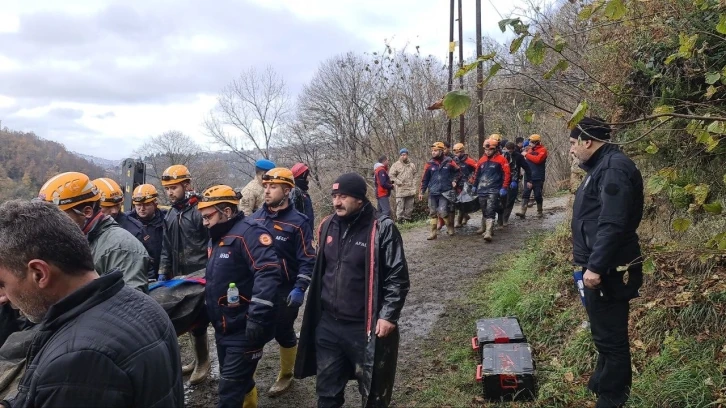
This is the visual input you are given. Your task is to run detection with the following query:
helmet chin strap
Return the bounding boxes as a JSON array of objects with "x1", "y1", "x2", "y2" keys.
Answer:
[{"x1": 270, "y1": 196, "x2": 288, "y2": 209}]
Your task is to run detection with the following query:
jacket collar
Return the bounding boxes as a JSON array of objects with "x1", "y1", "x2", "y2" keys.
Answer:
[
  {"x1": 261, "y1": 202, "x2": 292, "y2": 219},
  {"x1": 579, "y1": 143, "x2": 618, "y2": 171},
  {"x1": 86, "y1": 214, "x2": 116, "y2": 243},
  {"x1": 208, "y1": 212, "x2": 244, "y2": 241},
  {"x1": 130, "y1": 209, "x2": 165, "y2": 226},
  {"x1": 39, "y1": 271, "x2": 125, "y2": 331}
]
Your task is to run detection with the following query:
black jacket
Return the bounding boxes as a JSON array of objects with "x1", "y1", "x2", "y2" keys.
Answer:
[
  {"x1": 290, "y1": 186, "x2": 315, "y2": 229},
  {"x1": 503, "y1": 149, "x2": 531, "y2": 183},
  {"x1": 2, "y1": 271, "x2": 183, "y2": 408},
  {"x1": 295, "y1": 204, "x2": 410, "y2": 407},
  {"x1": 160, "y1": 197, "x2": 208, "y2": 277},
  {"x1": 129, "y1": 208, "x2": 167, "y2": 279},
  {"x1": 572, "y1": 144, "x2": 644, "y2": 274}
]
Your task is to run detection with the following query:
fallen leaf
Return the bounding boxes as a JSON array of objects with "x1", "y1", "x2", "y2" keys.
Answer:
[
  {"x1": 564, "y1": 372, "x2": 575, "y2": 382},
  {"x1": 706, "y1": 377, "x2": 714, "y2": 386},
  {"x1": 633, "y1": 340, "x2": 645, "y2": 349}
]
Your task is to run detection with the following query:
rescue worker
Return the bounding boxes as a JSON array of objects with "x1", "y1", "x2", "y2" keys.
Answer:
[
  {"x1": 37, "y1": 172, "x2": 149, "y2": 293},
  {"x1": 240, "y1": 159, "x2": 276, "y2": 216},
  {"x1": 419, "y1": 142, "x2": 462, "y2": 240},
  {"x1": 501, "y1": 141, "x2": 531, "y2": 226},
  {"x1": 0, "y1": 200, "x2": 183, "y2": 407},
  {"x1": 251, "y1": 168, "x2": 315, "y2": 397},
  {"x1": 290, "y1": 162, "x2": 315, "y2": 228},
  {"x1": 452, "y1": 143, "x2": 477, "y2": 228},
  {"x1": 199, "y1": 185, "x2": 282, "y2": 408},
  {"x1": 517, "y1": 134, "x2": 549, "y2": 218},
  {"x1": 128, "y1": 184, "x2": 167, "y2": 280},
  {"x1": 470, "y1": 138, "x2": 510, "y2": 241},
  {"x1": 158, "y1": 164, "x2": 210, "y2": 385},
  {"x1": 389, "y1": 148, "x2": 417, "y2": 223},
  {"x1": 570, "y1": 117, "x2": 643, "y2": 408},
  {"x1": 373, "y1": 155, "x2": 394, "y2": 217},
  {"x1": 515, "y1": 137, "x2": 525, "y2": 152},
  {"x1": 294, "y1": 173, "x2": 410, "y2": 408},
  {"x1": 92, "y1": 177, "x2": 146, "y2": 242}
]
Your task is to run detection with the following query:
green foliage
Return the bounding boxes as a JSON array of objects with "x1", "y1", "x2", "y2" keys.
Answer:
[
  {"x1": 568, "y1": 101, "x2": 589, "y2": 129},
  {"x1": 525, "y1": 35, "x2": 547, "y2": 65},
  {"x1": 454, "y1": 52, "x2": 496, "y2": 79},
  {"x1": 672, "y1": 217, "x2": 691, "y2": 232},
  {"x1": 543, "y1": 59, "x2": 569, "y2": 79},
  {"x1": 442, "y1": 90, "x2": 472, "y2": 118},
  {"x1": 603, "y1": 0, "x2": 627, "y2": 20}
]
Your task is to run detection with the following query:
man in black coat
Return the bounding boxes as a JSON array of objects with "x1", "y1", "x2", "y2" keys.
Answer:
[
  {"x1": 295, "y1": 173, "x2": 410, "y2": 408},
  {"x1": 0, "y1": 200, "x2": 182, "y2": 408},
  {"x1": 570, "y1": 117, "x2": 644, "y2": 408}
]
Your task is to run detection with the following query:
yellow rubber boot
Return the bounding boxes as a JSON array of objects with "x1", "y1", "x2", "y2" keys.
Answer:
[
  {"x1": 268, "y1": 345, "x2": 297, "y2": 397},
  {"x1": 427, "y1": 217, "x2": 438, "y2": 240},
  {"x1": 242, "y1": 387, "x2": 258, "y2": 408}
]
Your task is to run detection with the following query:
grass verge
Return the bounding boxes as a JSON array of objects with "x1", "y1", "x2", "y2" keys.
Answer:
[{"x1": 396, "y1": 223, "x2": 726, "y2": 408}]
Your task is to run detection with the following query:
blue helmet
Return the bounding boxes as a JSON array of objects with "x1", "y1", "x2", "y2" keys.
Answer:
[
  {"x1": 255, "y1": 159, "x2": 276, "y2": 171},
  {"x1": 399, "y1": 148, "x2": 409, "y2": 155}
]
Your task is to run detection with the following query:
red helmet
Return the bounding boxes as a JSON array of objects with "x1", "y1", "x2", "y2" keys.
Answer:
[{"x1": 291, "y1": 163, "x2": 310, "y2": 178}]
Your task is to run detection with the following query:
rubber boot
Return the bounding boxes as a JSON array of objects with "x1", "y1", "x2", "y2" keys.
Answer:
[
  {"x1": 437, "y1": 216, "x2": 444, "y2": 230},
  {"x1": 243, "y1": 387, "x2": 258, "y2": 408},
  {"x1": 503, "y1": 213, "x2": 510, "y2": 227},
  {"x1": 268, "y1": 346, "x2": 297, "y2": 397},
  {"x1": 427, "y1": 218, "x2": 438, "y2": 240},
  {"x1": 455, "y1": 212, "x2": 464, "y2": 228},
  {"x1": 515, "y1": 202, "x2": 528, "y2": 219},
  {"x1": 475, "y1": 217, "x2": 486, "y2": 234},
  {"x1": 537, "y1": 203, "x2": 544, "y2": 218},
  {"x1": 181, "y1": 333, "x2": 194, "y2": 375},
  {"x1": 483, "y1": 219, "x2": 494, "y2": 242},
  {"x1": 463, "y1": 213, "x2": 470, "y2": 225},
  {"x1": 497, "y1": 213, "x2": 504, "y2": 228},
  {"x1": 189, "y1": 331, "x2": 211, "y2": 385},
  {"x1": 445, "y1": 214, "x2": 455, "y2": 236}
]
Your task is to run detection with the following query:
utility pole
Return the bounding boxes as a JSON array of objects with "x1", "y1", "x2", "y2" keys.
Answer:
[
  {"x1": 447, "y1": 0, "x2": 455, "y2": 146},
  {"x1": 458, "y1": 0, "x2": 465, "y2": 144},
  {"x1": 475, "y1": 0, "x2": 486, "y2": 157}
]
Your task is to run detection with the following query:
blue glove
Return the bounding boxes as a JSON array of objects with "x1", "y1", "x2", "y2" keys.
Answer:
[
  {"x1": 510, "y1": 181, "x2": 518, "y2": 189},
  {"x1": 499, "y1": 188, "x2": 508, "y2": 197},
  {"x1": 287, "y1": 288, "x2": 305, "y2": 308},
  {"x1": 158, "y1": 273, "x2": 167, "y2": 282},
  {"x1": 246, "y1": 320, "x2": 266, "y2": 343}
]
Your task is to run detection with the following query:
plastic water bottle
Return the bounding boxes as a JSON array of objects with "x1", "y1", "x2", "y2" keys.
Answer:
[
  {"x1": 573, "y1": 270, "x2": 586, "y2": 306},
  {"x1": 227, "y1": 283, "x2": 240, "y2": 307}
]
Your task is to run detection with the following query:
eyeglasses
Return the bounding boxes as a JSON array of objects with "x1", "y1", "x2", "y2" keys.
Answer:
[
  {"x1": 262, "y1": 174, "x2": 294, "y2": 185},
  {"x1": 201, "y1": 211, "x2": 220, "y2": 222}
]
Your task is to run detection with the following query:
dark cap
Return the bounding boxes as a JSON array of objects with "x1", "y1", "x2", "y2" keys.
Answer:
[
  {"x1": 331, "y1": 173, "x2": 367, "y2": 200},
  {"x1": 570, "y1": 116, "x2": 611, "y2": 141}
]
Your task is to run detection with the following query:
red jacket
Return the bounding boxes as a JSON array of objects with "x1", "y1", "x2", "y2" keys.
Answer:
[
  {"x1": 374, "y1": 166, "x2": 393, "y2": 198},
  {"x1": 470, "y1": 153, "x2": 511, "y2": 196}
]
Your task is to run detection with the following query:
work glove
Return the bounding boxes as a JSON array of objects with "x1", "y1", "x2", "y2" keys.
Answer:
[
  {"x1": 510, "y1": 181, "x2": 518, "y2": 189},
  {"x1": 499, "y1": 188, "x2": 508, "y2": 197},
  {"x1": 245, "y1": 320, "x2": 265, "y2": 343},
  {"x1": 157, "y1": 273, "x2": 167, "y2": 282},
  {"x1": 287, "y1": 288, "x2": 305, "y2": 308}
]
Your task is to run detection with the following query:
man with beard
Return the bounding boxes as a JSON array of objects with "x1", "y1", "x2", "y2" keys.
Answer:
[
  {"x1": 92, "y1": 177, "x2": 146, "y2": 243},
  {"x1": 37, "y1": 172, "x2": 149, "y2": 293},
  {"x1": 128, "y1": 184, "x2": 167, "y2": 280},
  {"x1": 251, "y1": 168, "x2": 315, "y2": 397},
  {"x1": 159, "y1": 164, "x2": 211, "y2": 385},
  {"x1": 290, "y1": 163, "x2": 315, "y2": 229},
  {"x1": 198, "y1": 185, "x2": 282, "y2": 408},
  {"x1": 470, "y1": 138, "x2": 510, "y2": 241},
  {"x1": 295, "y1": 173, "x2": 409, "y2": 408},
  {"x1": 388, "y1": 148, "x2": 417, "y2": 223},
  {"x1": 0, "y1": 200, "x2": 182, "y2": 408},
  {"x1": 419, "y1": 142, "x2": 462, "y2": 240}
]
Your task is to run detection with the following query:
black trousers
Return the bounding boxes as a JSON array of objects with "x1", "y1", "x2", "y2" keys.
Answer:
[
  {"x1": 522, "y1": 179, "x2": 544, "y2": 205},
  {"x1": 502, "y1": 184, "x2": 519, "y2": 221},
  {"x1": 315, "y1": 312, "x2": 366, "y2": 408},
  {"x1": 216, "y1": 338, "x2": 263, "y2": 408},
  {"x1": 275, "y1": 288, "x2": 301, "y2": 348},
  {"x1": 583, "y1": 267, "x2": 641, "y2": 408},
  {"x1": 478, "y1": 193, "x2": 499, "y2": 220}
]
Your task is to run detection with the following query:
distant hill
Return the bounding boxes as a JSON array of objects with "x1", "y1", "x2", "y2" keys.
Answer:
[
  {"x1": 0, "y1": 128, "x2": 107, "y2": 201},
  {"x1": 73, "y1": 153, "x2": 121, "y2": 171}
]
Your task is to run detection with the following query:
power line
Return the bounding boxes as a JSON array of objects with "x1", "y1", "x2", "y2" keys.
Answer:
[{"x1": 486, "y1": 0, "x2": 504, "y2": 19}]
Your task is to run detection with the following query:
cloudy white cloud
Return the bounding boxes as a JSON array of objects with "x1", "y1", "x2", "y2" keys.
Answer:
[{"x1": 0, "y1": 0, "x2": 532, "y2": 159}]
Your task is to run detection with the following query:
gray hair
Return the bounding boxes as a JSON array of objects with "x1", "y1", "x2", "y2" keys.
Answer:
[{"x1": 0, "y1": 200, "x2": 95, "y2": 277}]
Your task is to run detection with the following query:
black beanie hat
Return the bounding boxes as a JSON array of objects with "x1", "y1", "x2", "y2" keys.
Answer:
[
  {"x1": 570, "y1": 116, "x2": 611, "y2": 141},
  {"x1": 331, "y1": 172, "x2": 367, "y2": 200}
]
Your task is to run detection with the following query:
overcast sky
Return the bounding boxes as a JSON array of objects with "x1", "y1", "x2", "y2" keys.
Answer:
[{"x1": 0, "y1": 0, "x2": 536, "y2": 160}]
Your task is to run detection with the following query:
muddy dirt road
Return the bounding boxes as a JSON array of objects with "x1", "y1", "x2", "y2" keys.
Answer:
[{"x1": 184, "y1": 196, "x2": 569, "y2": 407}]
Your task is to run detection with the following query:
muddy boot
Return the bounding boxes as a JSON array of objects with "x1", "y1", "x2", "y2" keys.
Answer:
[
  {"x1": 455, "y1": 212, "x2": 464, "y2": 228},
  {"x1": 437, "y1": 216, "x2": 444, "y2": 230},
  {"x1": 243, "y1": 387, "x2": 258, "y2": 408},
  {"x1": 503, "y1": 213, "x2": 510, "y2": 227},
  {"x1": 515, "y1": 203, "x2": 528, "y2": 219},
  {"x1": 497, "y1": 214, "x2": 504, "y2": 228},
  {"x1": 483, "y1": 219, "x2": 494, "y2": 242},
  {"x1": 446, "y1": 214, "x2": 455, "y2": 236},
  {"x1": 181, "y1": 333, "x2": 194, "y2": 375},
  {"x1": 269, "y1": 345, "x2": 296, "y2": 397},
  {"x1": 463, "y1": 213, "x2": 470, "y2": 225},
  {"x1": 537, "y1": 203, "x2": 544, "y2": 218},
  {"x1": 427, "y1": 218, "x2": 438, "y2": 240},
  {"x1": 189, "y1": 331, "x2": 211, "y2": 385},
  {"x1": 475, "y1": 217, "x2": 486, "y2": 234}
]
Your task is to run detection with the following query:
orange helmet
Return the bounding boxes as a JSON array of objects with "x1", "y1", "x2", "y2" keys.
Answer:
[
  {"x1": 132, "y1": 184, "x2": 159, "y2": 204},
  {"x1": 489, "y1": 133, "x2": 502, "y2": 142},
  {"x1": 92, "y1": 178, "x2": 124, "y2": 207},
  {"x1": 38, "y1": 172, "x2": 100, "y2": 211},
  {"x1": 197, "y1": 185, "x2": 240, "y2": 210},
  {"x1": 262, "y1": 168, "x2": 295, "y2": 188},
  {"x1": 431, "y1": 141, "x2": 446, "y2": 151},
  {"x1": 453, "y1": 143, "x2": 465, "y2": 153},
  {"x1": 529, "y1": 134, "x2": 541, "y2": 142},
  {"x1": 161, "y1": 165, "x2": 191, "y2": 186},
  {"x1": 483, "y1": 138, "x2": 499, "y2": 149}
]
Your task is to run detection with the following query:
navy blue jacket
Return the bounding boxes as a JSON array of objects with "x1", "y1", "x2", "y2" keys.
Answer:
[
  {"x1": 205, "y1": 213, "x2": 282, "y2": 344},
  {"x1": 291, "y1": 186, "x2": 315, "y2": 229},
  {"x1": 115, "y1": 211, "x2": 145, "y2": 243},
  {"x1": 420, "y1": 156, "x2": 462, "y2": 196},
  {"x1": 128, "y1": 208, "x2": 167, "y2": 279},
  {"x1": 252, "y1": 203, "x2": 315, "y2": 292},
  {"x1": 472, "y1": 153, "x2": 511, "y2": 196}
]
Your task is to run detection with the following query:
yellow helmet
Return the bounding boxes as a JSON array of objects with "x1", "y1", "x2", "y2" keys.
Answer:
[
  {"x1": 92, "y1": 178, "x2": 124, "y2": 207},
  {"x1": 452, "y1": 143, "x2": 465, "y2": 153},
  {"x1": 38, "y1": 172, "x2": 100, "y2": 211},
  {"x1": 161, "y1": 164, "x2": 191, "y2": 186},
  {"x1": 489, "y1": 133, "x2": 502, "y2": 142},
  {"x1": 262, "y1": 167, "x2": 295, "y2": 188},
  {"x1": 197, "y1": 185, "x2": 240, "y2": 210},
  {"x1": 431, "y1": 141, "x2": 446, "y2": 151},
  {"x1": 529, "y1": 134, "x2": 541, "y2": 142},
  {"x1": 484, "y1": 138, "x2": 499, "y2": 149},
  {"x1": 132, "y1": 184, "x2": 159, "y2": 204}
]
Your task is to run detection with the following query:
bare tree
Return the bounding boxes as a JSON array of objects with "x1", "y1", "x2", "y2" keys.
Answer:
[{"x1": 204, "y1": 66, "x2": 291, "y2": 177}]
